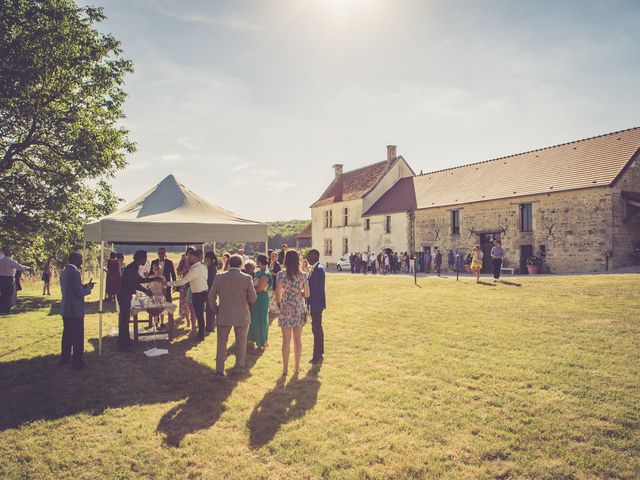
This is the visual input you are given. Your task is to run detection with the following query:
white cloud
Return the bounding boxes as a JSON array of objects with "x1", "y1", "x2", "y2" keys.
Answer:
[
  {"x1": 265, "y1": 181, "x2": 296, "y2": 194},
  {"x1": 126, "y1": 160, "x2": 151, "y2": 172},
  {"x1": 161, "y1": 153, "x2": 181, "y2": 161}
]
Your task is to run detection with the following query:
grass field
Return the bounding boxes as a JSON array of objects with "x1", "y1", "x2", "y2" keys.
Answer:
[{"x1": 0, "y1": 273, "x2": 639, "y2": 479}]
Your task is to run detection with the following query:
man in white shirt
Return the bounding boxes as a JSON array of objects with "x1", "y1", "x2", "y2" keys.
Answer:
[
  {"x1": 167, "y1": 249, "x2": 208, "y2": 340},
  {"x1": 361, "y1": 251, "x2": 369, "y2": 274},
  {"x1": 0, "y1": 247, "x2": 31, "y2": 314},
  {"x1": 238, "y1": 248, "x2": 250, "y2": 265}
]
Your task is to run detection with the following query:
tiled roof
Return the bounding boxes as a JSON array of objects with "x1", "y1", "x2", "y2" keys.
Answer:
[
  {"x1": 296, "y1": 222, "x2": 312, "y2": 240},
  {"x1": 363, "y1": 177, "x2": 416, "y2": 216},
  {"x1": 311, "y1": 160, "x2": 393, "y2": 207},
  {"x1": 363, "y1": 127, "x2": 640, "y2": 214}
]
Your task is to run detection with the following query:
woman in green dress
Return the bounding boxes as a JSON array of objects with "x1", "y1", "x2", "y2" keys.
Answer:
[{"x1": 248, "y1": 254, "x2": 271, "y2": 349}]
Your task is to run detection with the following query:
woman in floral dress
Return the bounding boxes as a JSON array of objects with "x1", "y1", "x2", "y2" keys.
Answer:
[{"x1": 276, "y1": 249, "x2": 309, "y2": 376}]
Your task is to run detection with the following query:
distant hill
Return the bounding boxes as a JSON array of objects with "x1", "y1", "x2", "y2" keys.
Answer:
[{"x1": 266, "y1": 220, "x2": 310, "y2": 248}]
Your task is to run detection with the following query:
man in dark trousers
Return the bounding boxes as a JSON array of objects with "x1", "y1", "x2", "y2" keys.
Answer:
[
  {"x1": 59, "y1": 252, "x2": 94, "y2": 369},
  {"x1": 168, "y1": 249, "x2": 209, "y2": 341},
  {"x1": 117, "y1": 250, "x2": 159, "y2": 352},
  {"x1": 204, "y1": 250, "x2": 218, "y2": 332},
  {"x1": 434, "y1": 248, "x2": 443, "y2": 276},
  {"x1": 306, "y1": 249, "x2": 326, "y2": 365},
  {"x1": 0, "y1": 247, "x2": 31, "y2": 314},
  {"x1": 150, "y1": 247, "x2": 176, "y2": 303}
]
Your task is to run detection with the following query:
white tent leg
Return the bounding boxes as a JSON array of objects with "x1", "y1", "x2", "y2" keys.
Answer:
[
  {"x1": 99, "y1": 241, "x2": 104, "y2": 356},
  {"x1": 265, "y1": 235, "x2": 269, "y2": 256},
  {"x1": 81, "y1": 240, "x2": 86, "y2": 282}
]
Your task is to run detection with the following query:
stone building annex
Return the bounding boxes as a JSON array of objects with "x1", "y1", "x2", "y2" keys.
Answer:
[{"x1": 309, "y1": 127, "x2": 640, "y2": 273}]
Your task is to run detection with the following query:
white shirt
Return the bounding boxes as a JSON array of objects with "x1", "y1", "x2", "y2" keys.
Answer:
[
  {"x1": 168, "y1": 261, "x2": 208, "y2": 293},
  {"x1": 241, "y1": 254, "x2": 250, "y2": 265}
]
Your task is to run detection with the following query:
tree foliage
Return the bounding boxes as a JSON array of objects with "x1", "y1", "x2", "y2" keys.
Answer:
[{"x1": 0, "y1": 0, "x2": 134, "y2": 266}]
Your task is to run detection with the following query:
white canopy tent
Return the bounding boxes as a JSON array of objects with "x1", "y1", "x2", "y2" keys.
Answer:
[{"x1": 84, "y1": 174, "x2": 268, "y2": 354}]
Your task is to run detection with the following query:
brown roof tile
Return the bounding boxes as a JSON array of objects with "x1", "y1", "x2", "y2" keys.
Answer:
[
  {"x1": 311, "y1": 160, "x2": 392, "y2": 207},
  {"x1": 365, "y1": 127, "x2": 640, "y2": 214},
  {"x1": 363, "y1": 177, "x2": 416, "y2": 216},
  {"x1": 296, "y1": 222, "x2": 312, "y2": 240}
]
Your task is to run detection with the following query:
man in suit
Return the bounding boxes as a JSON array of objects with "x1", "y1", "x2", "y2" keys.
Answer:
[
  {"x1": 306, "y1": 249, "x2": 326, "y2": 365},
  {"x1": 59, "y1": 252, "x2": 94, "y2": 369},
  {"x1": 150, "y1": 247, "x2": 176, "y2": 303},
  {"x1": 117, "y1": 250, "x2": 160, "y2": 352},
  {"x1": 208, "y1": 254, "x2": 257, "y2": 378}
]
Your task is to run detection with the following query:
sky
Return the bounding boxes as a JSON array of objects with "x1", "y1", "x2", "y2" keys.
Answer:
[{"x1": 92, "y1": 0, "x2": 640, "y2": 221}]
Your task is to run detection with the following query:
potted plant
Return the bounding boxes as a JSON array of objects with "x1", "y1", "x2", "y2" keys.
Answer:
[
  {"x1": 464, "y1": 253, "x2": 473, "y2": 273},
  {"x1": 526, "y1": 255, "x2": 543, "y2": 274}
]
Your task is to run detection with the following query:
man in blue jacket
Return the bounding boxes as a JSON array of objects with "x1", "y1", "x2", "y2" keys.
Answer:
[
  {"x1": 60, "y1": 252, "x2": 94, "y2": 369},
  {"x1": 306, "y1": 249, "x2": 326, "y2": 365}
]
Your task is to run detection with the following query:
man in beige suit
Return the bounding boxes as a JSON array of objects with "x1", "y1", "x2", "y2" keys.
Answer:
[{"x1": 208, "y1": 254, "x2": 257, "y2": 377}]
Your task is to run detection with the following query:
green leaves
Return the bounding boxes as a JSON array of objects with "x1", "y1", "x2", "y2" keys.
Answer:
[{"x1": 0, "y1": 0, "x2": 133, "y2": 266}]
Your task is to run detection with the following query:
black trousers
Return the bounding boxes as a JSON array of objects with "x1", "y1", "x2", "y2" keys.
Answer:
[
  {"x1": 493, "y1": 258, "x2": 503, "y2": 279},
  {"x1": 61, "y1": 316, "x2": 84, "y2": 365},
  {"x1": 117, "y1": 293, "x2": 132, "y2": 350},
  {"x1": 311, "y1": 309, "x2": 324, "y2": 361},
  {"x1": 192, "y1": 291, "x2": 207, "y2": 339},
  {"x1": 0, "y1": 276, "x2": 14, "y2": 314}
]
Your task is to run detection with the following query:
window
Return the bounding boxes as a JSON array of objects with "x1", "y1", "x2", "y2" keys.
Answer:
[
  {"x1": 520, "y1": 203, "x2": 533, "y2": 232},
  {"x1": 385, "y1": 216, "x2": 391, "y2": 233},
  {"x1": 364, "y1": 218, "x2": 370, "y2": 230},
  {"x1": 324, "y1": 239, "x2": 333, "y2": 256},
  {"x1": 343, "y1": 237, "x2": 349, "y2": 255},
  {"x1": 451, "y1": 210, "x2": 460, "y2": 235},
  {"x1": 324, "y1": 210, "x2": 333, "y2": 228},
  {"x1": 343, "y1": 207, "x2": 348, "y2": 226}
]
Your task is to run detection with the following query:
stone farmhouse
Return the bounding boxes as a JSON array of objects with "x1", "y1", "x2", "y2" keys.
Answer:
[{"x1": 310, "y1": 127, "x2": 640, "y2": 273}]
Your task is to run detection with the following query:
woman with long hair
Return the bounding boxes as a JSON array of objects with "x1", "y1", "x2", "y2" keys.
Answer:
[
  {"x1": 42, "y1": 257, "x2": 52, "y2": 296},
  {"x1": 248, "y1": 254, "x2": 271, "y2": 350},
  {"x1": 221, "y1": 252, "x2": 231, "y2": 272},
  {"x1": 470, "y1": 245, "x2": 483, "y2": 283},
  {"x1": 275, "y1": 249, "x2": 309, "y2": 375},
  {"x1": 177, "y1": 247, "x2": 196, "y2": 335},
  {"x1": 268, "y1": 251, "x2": 281, "y2": 317},
  {"x1": 105, "y1": 252, "x2": 121, "y2": 302}
]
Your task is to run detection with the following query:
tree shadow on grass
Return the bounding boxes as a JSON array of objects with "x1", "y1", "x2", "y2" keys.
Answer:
[
  {"x1": 46, "y1": 300, "x2": 118, "y2": 317},
  {"x1": 0, "y1": 335, "x2": 262, "y2": 447},
  {"x1": 10, "y1": 295, "x2": 58, "y2": 315},
  {"x1": 247, "y1": 366, "x2": 321, "y2": 449}
]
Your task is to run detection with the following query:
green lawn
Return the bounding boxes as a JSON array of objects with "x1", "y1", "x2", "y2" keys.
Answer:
[{"x1": 0, "y1": 273, "x2": 639, "y2": 479}]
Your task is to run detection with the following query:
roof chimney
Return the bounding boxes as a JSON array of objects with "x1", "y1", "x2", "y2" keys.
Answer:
[
  {"x1": 333, "y1": 164, "x2": 343, "y2": 179},
  {"x1": 387, "y1": 145, "x2": 397, "y2": 164}
]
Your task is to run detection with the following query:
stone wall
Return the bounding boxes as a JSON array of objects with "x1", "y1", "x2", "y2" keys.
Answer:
[
  {"x1": 611, "y1": 155, "x2": 640, "y2": 269},
  {"x1": 414, "y1": 187, "x2": 616, "y2": 273}
]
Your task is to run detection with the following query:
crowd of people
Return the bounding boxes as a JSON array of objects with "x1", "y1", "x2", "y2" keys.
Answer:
[
  {"x1": 346, "y1": 240, "x2": 506, "y2": 283},
  {"x1": 60, "y1": 244, "x2": 327, "y2": 376}
]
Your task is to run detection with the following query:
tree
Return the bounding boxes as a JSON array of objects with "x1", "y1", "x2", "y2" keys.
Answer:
[{"x1": 0, "y1": 0, "x2": 134, "y2": 267}]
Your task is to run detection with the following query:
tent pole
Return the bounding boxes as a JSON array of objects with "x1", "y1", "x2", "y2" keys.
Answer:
[
  {"x1": 265, "y1": 234, "x2": 269, "y2": 256},
  {"x1": 81, "y1": 240, "x2": 86, "y2": 282},
  {"x1": 98, "y1": 241, "x2": 104, "y2": 356}
]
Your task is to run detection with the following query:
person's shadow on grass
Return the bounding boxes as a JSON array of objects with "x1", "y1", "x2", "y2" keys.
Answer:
[
  {"x1": 247, "y1": 366, "x2": 321, "y2": 449},
  {"x1": 0, "y1": 335, "x2": 261, "y2": 448},
  {"x1": 156, "y1": 344, "x2": 263, "y2": 447}
]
